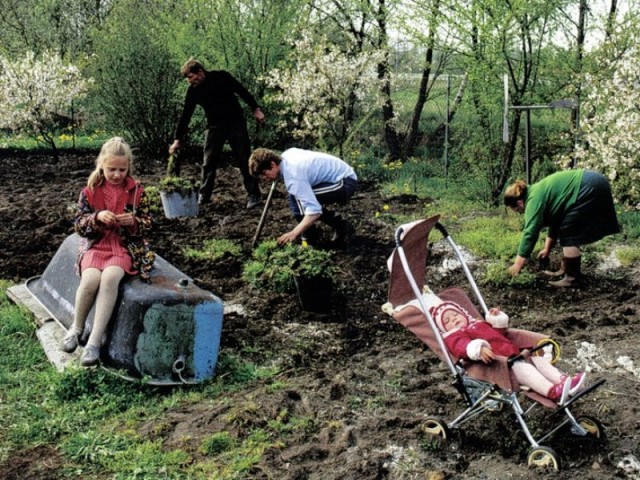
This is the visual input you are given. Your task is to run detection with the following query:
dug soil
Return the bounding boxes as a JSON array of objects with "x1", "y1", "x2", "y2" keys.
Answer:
[{"x1": 1, "y1": 150, "x2": 639, "y2": 480}]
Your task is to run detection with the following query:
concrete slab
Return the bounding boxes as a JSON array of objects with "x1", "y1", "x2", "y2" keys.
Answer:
[
  {"x1": 8, "y1": 283, "x2": 79, "y2": 371},
  {"x1": 36, "y1": 320, "x2": 81, "y2": 371},
  {"x1": 7, "y1": 283, "x2": 53, "y2": 326}
]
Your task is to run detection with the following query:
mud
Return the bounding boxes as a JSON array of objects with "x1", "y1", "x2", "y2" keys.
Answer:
[{"x1": 1, "y1": 150, "x2": 639, "y2": 479}]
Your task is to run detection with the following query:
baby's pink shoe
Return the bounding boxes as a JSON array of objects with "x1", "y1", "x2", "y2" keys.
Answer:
[
  {"x1": 568, "y1": 372, "x2": 586, "y2": 395},
  {"x1": 547, "y1": 377, "x2": 571, "y2": 405},
  {"x1": 560, "y1": 372, "x2": 587, "y2": 396}
]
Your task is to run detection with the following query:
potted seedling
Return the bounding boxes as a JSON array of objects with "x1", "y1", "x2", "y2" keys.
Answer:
[
  {"x1": 242, "y1": 240, "x2": 337, "y2": 313},
  {"x1": 290, "y1": 242, "x2": 337, "y2": 313},
  {"x1": 159, "y1": 152, "x2": 200, "y2": 219}
]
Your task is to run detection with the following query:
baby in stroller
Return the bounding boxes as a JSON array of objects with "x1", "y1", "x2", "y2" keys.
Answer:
[
  {"x1": 427, "y1": 296, "x2": 586, "y2": 404},
  {"x1": 386, "y1": 215, "x2": 606, "y2": 470}
]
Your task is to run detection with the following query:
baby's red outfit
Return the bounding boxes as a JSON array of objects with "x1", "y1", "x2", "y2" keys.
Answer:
[{"x1": 444, "y1": 320, "x2": 520, "y2": 360}]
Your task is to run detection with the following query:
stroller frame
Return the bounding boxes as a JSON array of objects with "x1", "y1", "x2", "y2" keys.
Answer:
[{"x1": 388, "y1": 215, "x2": 605, "y2": 470}]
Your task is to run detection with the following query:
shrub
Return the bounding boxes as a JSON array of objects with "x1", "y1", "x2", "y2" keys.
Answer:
[{"x1": 242, "y1": 240, "x2": 336, "y2": 293}]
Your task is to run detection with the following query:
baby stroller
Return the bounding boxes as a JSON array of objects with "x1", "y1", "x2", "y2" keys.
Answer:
[{"x1": 386, "y1": 215, "x2": 606, "y2": 471}]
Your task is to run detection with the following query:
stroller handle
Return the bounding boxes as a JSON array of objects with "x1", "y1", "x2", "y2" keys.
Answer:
[
  {"x1": 395, "y1": 222, "x2": 450, "y2": 247},
  {"x1": 507, "y1": 340, "x2": 554, "y2": 367}
]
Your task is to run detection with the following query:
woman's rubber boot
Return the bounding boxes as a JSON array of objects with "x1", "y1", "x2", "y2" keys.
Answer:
[
  {"x1": 542, "y1": 263, "x2": 564, "y2": 277},
  {"x1": 548, "y1": 256, "x2": 581, "y2": 288}
]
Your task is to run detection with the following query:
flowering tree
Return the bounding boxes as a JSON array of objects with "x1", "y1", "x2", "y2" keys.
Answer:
[
  {"x1": 0, "y1": 51, "x2": 91, "y2": 160},
  {"x1": 263, "y1": 33, "x2": 383, "y2": 157},
  {"x1": 578, "y1": 42, "x2": 640, "y2": 208}
]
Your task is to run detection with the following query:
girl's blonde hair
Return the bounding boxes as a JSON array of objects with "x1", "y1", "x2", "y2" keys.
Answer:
[
  {"x1": 87, "y1": 137, "x2": 134, "y2": 190},
  {"x1": 503, "y1": 179, "x2": 527, "y2": 208}
]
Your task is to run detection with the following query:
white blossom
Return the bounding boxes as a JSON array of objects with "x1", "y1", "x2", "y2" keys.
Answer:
[
  {"x1": 263, "y1": 33, "x2": 384, "y2": 153},
  {"x1": 575, "y1": 42, "x2": 640, "y2": 208},
  {"x1": 0, "y1": 51, "x2": 92, "y2": 147}
]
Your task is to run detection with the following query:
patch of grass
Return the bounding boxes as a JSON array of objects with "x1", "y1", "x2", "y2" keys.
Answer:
[
  {"x1": 480, "y1": 262, "x2": 537, "y2": 288},
  {"x1": 0, "y1": 281, "x2": 287, "y2": 478},
  {"x1": 616, "y1": 246, "x2": 640, "y2": 267},
  {"x1": 618, "y1": 209, "x2": 640, "y2": 240},
  {"x1": 454, "y1": 215, "x2": 532, "y2": 261},
  {"x1": 0, "y1": 130, "x2": 110, "y2": 150},
  {"x1": 61, "y1": 430, "x2": 132, "y2": 465},
  {"x1": 101, "y1": 439, "x2": 192, "y2": 478},
  {"x1": 216, "y1": 353, "x2": 279, "y2": 386},
  {"x1": 183, "y1": 238, "x2": 243, "y2": 262},
  {"x1": 199, "y1": 431, "x2": 237, "y2": 455}
]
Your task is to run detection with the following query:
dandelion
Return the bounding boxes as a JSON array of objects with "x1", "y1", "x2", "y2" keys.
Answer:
[
  {"x1": 383, "y1": 204, "x2": 390, "y2": 211},
  {"x1": 375, "y1": 211, "x2": 381, "y2": 217}
]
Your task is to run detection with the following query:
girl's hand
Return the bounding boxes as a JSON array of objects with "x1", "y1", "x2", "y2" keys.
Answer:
[
  {"x1": 479, "y1": 346, "x2": 495, "y2": 364},
  {"x1": 115, "y1": 213, "x2": 135, "y2": 227},
  {"x1": 97, "y1": 210, "x2": 118, "y2": 226}
]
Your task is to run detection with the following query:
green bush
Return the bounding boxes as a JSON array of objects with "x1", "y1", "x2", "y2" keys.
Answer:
[
  {"x1": 143, "y1": 186, "x2": 163, "y2": 216},
  {"x1": 158, "y1": 176, "x2": 200, "y2": 195},
  {"x1": 242, "y1": 240, "x2": 336, "y2": 293},
  {"x1": 87, "y1": 0, "x2": 182, "y2": 157}
]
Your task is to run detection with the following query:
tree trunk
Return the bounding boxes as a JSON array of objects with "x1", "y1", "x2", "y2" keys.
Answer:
[
  {"x1": 572, "y1": 0, "x2": 587, "y2": 131},
  {"x1": 605, "y1": 0, "x2": 618, "y2": 40},
  {"x1": 402, "y1": 0, "x2": 441, "y2": 158},
  {"x1": 375, "y1": 0, "x2": 403, "y2": 160}
]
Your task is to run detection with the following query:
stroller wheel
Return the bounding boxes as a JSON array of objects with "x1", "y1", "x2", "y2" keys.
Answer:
[
  {"x1": 573, "y1": 415, "x2": 605, "y2": 439},
  {"x1": 527, "y1": 446, "x2": 561, "y2": 471},
  {"x1": 421, "y1": 417, "x2": 450, "y2": 440}
]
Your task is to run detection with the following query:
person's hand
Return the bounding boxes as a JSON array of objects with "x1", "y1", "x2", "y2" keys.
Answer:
[
  {"x1": 537, "y1": 249, "x2": 550, "y2": 260},
  {"x1": 489, "y1": 307, "x2": 501, "y2": 315},
  {"x1": 277, "y1": 230, "x2": 298, "y2": 246},
  {"x1": 508, "y1": 263, "x2": 522, "y2": 276},
  {"x1": 508, "y1": 255, "x2": 527, "y2": 276},
  {"x1": 479, "y1": 346, "x2": 495, "y2": 364},
  {"x1": 169, "y1": 140, "x2": 181, "y2": 155},
  {"x1": 115, "y1": 213, "x2": 135, "y2": 227},
  {"x1": 97, "y1": 210, "x2": 118, "y2": 226}
]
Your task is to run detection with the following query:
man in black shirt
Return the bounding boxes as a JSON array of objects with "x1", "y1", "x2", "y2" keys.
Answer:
[{"x1": 169, "y1": 59, "x2": 265, "y2": 208}]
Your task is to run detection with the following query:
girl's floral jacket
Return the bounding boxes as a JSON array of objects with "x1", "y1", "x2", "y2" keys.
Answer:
[{"x1": 74, "y1": 176, "x2": 155, "y2": 281}]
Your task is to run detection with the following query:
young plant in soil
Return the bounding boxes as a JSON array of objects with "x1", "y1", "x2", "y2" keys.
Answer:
[
  {"x1": 242, "y1": 240, "x2": 337, "y2": 293},
  {"x1": 159, "y1": 152, "x2": 199, "y2": 195}
]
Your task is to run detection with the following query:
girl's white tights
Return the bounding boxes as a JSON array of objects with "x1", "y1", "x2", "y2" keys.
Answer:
[
  {"x1": 511, "y1": 357, "x2": 565, "y2": 396},
  {"x1": 71, "y1": 266, "x2": 125, "y2": 348}
]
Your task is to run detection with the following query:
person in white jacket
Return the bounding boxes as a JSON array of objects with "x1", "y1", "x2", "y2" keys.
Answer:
[{"x1": 249, "y1": 147, "x2": 357, "y2": 247}]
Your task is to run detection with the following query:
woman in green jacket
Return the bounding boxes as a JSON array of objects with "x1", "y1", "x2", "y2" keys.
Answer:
[{"x1": 504, "y1": 169, "x2": 619, "y2": 287}]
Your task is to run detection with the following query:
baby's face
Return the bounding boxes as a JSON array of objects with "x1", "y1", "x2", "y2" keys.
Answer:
[{"x1": 441, "y1": 310, "x2": 469, "y2": 331}]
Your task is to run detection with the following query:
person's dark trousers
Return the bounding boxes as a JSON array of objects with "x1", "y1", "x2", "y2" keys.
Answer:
[
  {"x1": 199, "y1": 121, "x2": 261, "y2": 202},
  {"x1": 287, "y1": 177, "x2": 358, "y2": 218},
  {"x1": 288, "y1": 177, "x2": 358, "y2": 241}
]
